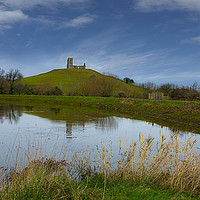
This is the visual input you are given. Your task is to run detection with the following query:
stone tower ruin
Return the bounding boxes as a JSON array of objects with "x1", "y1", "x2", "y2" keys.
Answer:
[
  {"x1": 67, "y1": 57, "x2": 73, "y2": 69},
  {"x1": 67, "y1": 57, "x2": 86, "y2": 69}
]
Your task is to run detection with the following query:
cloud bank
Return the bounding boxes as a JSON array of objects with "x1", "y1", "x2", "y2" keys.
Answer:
[
  {"x1": 0, "y1": 0, "x2": 94, "y2": 31},
  {"x1": 0, "y1": 9, "x2": 28, "y2": 31},
  {"x1": 0, "y1": 0, "x2": 90, "y2": 9},
  {"x1": 134, "y1": 0, "x2": 200, "y2": 12}
]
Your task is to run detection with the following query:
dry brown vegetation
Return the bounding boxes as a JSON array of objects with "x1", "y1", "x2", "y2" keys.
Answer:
[{"x1": 1, "y1": 134, "x2": 200, "y2": 199}]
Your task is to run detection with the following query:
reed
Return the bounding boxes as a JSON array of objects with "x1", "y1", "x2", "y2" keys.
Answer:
[{"x1": 1, "y1": 134, "x2": 200, "y2": 199}]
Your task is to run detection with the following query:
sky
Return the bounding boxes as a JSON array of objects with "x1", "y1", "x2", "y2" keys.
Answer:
[{"x1": 0, "y1": 0, "x2": 200, "y2": 85}]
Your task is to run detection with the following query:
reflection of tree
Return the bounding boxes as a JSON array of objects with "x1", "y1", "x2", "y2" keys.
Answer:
[
  {"x1": 25, "y1": 106, "x2": 34, "y2": 111},
  {"x1": 66, "y1": 123, "x2": 72, "y2": 138},
  {"x1": 0, "y1": 105, "x2": 23, "y2": 124},
  {"x1": 94, "y1": 117, "x2": 118, "y2": 130},
  {"x1": 50, "y1": 108, "x2": 61, "y2": 115},
  {"x1": 24, "y1": 106, "x2": 119, "y2": 138}
]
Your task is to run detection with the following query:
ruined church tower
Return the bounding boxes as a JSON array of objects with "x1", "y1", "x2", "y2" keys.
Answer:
[
  {"x1": 67, "y1": 58, "x2": 73, "y2": 69},
  {"x1": 67, "y1": 57, "x2": 86, "y2": 69}
]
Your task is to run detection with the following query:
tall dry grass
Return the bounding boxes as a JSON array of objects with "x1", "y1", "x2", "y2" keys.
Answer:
[
  {"x1": 1, "y1": 133, "x2": 200, "y2": 199},
  {"x1": 96, "y1": 134, "x2": 200, "y2": 193}
]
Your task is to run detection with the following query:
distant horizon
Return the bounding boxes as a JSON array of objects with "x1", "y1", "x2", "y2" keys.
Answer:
[{"x1": 0, "y1": 0, "x2": 200, "y2": 85}]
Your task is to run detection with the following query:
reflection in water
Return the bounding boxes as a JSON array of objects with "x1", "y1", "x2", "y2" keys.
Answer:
[
  {"x1": 24, "y1": 106, "x2": 34, "y2": 111},
  {"x1": 94, "y1": 117, "x2": 118, "y2": 130},
  {"x1": 50, "y1": 108, "x2": 61, "y2": 115},
  {"x1": 0, "y1": 104, "x2": 118, "y2": 138},
  {"x1": 66, "y1": 123, "x2": 72, "y2": 138},
  {"x1": 0, "y1": 105, "x2": 23, "y2": 124},
  {"x1": 0, "y1": 104, "x2": 199, "y2": 172},
  {"x1": 24, "y1": 106, "x2": 119, "y2": 138}
]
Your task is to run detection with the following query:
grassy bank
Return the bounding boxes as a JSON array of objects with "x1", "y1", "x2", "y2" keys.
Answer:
[
  {"x1": 1, "y1": 134, "x2": 200, "y2": 199},
  {"x1": 0, "y1": 95, "x2": 200, "y2": 133}
]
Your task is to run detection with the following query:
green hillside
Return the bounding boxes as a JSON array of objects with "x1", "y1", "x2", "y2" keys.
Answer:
[{"x1": 22, "y1": 69, "x2": 148, "y2": 98}]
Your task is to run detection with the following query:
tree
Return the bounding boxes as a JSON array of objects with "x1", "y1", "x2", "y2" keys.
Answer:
[
  {"x1": 0, "y1": 77, "x2": 9, "y2": 94},
  {"x1": 5, "y1": 69, "x2": 23, "y2": 94},
  {"x1": 191, "y1": 81, "x2": 198, "y2": 91},
  {"x1": 137, "y1": 82, "x2": 157, "y2": 90},
  {"x1": 169, "y1": 88, "x2": 200, "y2": 100},
  {"x1": 0, "y1": 68, "x2": 5, "y2": 77},
  {"x1": 157, "y1": 83, "x2": 177, "y2": 96},
  {"x1": 123, "y1": 77, "x2": 135, "y2": 84},
  {"x1": 0, "y1": 68, "x2": 9, "y2": 94}
]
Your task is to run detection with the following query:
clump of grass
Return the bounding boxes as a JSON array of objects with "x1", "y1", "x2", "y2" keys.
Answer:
[
  {"x1": 111, "y1": 134, "x2": 200, "y2": 193},
  {"x1": 1, "y1": 134, "x2": 200, "y2": 199}
]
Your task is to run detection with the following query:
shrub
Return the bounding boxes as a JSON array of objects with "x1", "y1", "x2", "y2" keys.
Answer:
[
  {"x1": 48, "y1": 86, "x2": 63, "y2": 96},
  {"x1": 83, "y1": 76, "x2": 114, "y2": 97},
  {"x1": 13, "y1": 82, "x2": 30, "y2": 95},
  {"x1": 117, "y1": 91, "x2": 127, "y2": 98},
  {"x1": 24, "y1": 87, "x2": 35, "y2": 95},
  {"x1": 169, "y1": 88, "x2": 200, "y2": 100}
]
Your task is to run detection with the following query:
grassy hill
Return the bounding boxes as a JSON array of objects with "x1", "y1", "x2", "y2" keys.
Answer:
[{"x1": 22, "y1": 69, "x2": 148, "y2": 98}]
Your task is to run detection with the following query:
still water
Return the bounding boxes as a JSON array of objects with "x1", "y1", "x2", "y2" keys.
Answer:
[{"x1": 0, "y1": 104, "x2": 199, "y2": 170}]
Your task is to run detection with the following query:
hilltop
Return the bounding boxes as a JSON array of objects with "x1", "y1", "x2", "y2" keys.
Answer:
[{"x1": 21, "y1": 69, "x2": 148, "y2": 98}]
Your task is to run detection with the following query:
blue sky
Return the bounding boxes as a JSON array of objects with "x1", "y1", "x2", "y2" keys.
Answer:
[{"x1": 0, "y1": 0, "x2": 200, "y2": 85}]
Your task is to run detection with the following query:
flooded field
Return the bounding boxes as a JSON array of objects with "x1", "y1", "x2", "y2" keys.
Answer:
[{"x1": 0, "y1": 104, "x2": 199, "y2": 170}]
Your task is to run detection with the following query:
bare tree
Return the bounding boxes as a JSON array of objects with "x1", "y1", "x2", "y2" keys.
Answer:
[
  {"x1": 5, "y1": 69, "x2": 23, "y2": 94},
  {"x1": 0, "y1": 68, "x2": 5, "y2": 77},
  {"x1": 191, "y1": 81, "x2": 198, "y2": 91},
  {"x1": 0, "y1": 68, "x2": 9, "y2": 93},
  {"x1": 157, "y1": 83, "x2": 177, "y2": 96}
]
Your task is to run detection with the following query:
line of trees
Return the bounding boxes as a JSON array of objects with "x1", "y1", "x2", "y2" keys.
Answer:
[
  {"x1": 0, "y1": 68, "x2": 64, "y2": 96},
  {"x1": 137, "y1": 82, "x2": 200, "y2": 101}
]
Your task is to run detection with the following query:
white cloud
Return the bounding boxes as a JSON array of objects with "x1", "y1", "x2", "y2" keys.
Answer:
[
  {"x1": 0, "y1": 0, "x2": 94, "y2": 31},
  {"x1": 190, "y1": 36, "x2": 200, "y2": 44},
  {"x1": 182, "y1": 36, "x2": 200, "y2": 45},
  {"x1": 0, "y1": 9, "x2": 28, "y2": 24},
  {"x1": 31, "y1": 14, "x2": 96, "y2": 29},
  {"x1": 134, "y1": 0, "x2": 200, "y2": 12},
  {"x1": 59, "y1": 14, "x2": 96, "y2": 28},
  {"x1": 0, "y1": 0, "x2": 91, "y2": 10},
  {"x1": 0, "y1": 9, "x2": 28, "y2": 31}
]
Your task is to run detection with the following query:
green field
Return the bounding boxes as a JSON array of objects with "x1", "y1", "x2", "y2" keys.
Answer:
[{"x1": 21, "y1": 69, "x2": 148, "y2": 98}]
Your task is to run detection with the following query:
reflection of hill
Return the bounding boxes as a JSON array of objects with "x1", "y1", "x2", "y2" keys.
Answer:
[
  {"x1": 0, "y1": 105, "x2": 23, "y2": 124},
  {"x1": 24, "y1": 106, "x2": 118, "y2": 137}
]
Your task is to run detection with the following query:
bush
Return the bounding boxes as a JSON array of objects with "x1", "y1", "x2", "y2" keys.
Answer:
[
  {"x1": 35, "y1": 84, "x2": 54, "y2": 95},
  {"x1": 169, "y1": 88, "x2": 200, "y2": 100},
  {"x1": 13, "y1": 83, "x2": 30, "y2": 95},
  {"x1": 25, "y1": 87, "x2": 35, "y2": 95},
  {"x1": 48, "y1": 86, "x2": 63, "y2": 96},
  {"x1": 117, "y1": 91, "x2": 126, "y2": 98},
  {"x1": 34, "y1": 84, "x2": 63, "y2": 96},
  {"x1": 82, "y1": 76, "x2": 114, "y2": 97}
]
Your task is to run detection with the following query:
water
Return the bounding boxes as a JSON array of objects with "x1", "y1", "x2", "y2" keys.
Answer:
[{"x1": 0, "y1": 104, "x2": 199, "y2": 170}]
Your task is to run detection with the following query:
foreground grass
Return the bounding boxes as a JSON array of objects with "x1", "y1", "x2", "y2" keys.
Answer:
[
  {"x1": 1, "y1": 171, "x2": 197, "y2": 199},
  {"x1": 0, "y1": 95, "x2": 200, "y2": 133},
  {"x1": 1, "y1": 134, "x2": 200, "y2": 199}
]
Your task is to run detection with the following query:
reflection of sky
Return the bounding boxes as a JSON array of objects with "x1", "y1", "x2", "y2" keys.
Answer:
[{"x1": 0, "y1": 106, "x2": 199, "y2": 170}]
